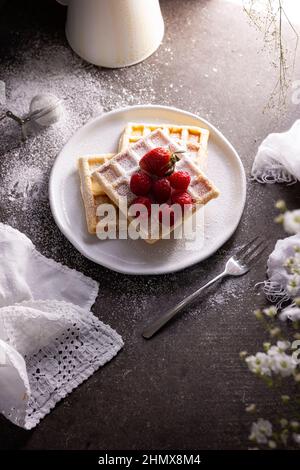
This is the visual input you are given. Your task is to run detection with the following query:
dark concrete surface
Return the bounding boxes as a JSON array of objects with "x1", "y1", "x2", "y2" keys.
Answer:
[{"x1": 0, "y1": 0, "x2": 300, "y2": 450}]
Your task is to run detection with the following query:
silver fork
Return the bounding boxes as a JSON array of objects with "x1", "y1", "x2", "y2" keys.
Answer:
[{"x1": 142, "y1": 236, "x2": 268, "y2": 339}]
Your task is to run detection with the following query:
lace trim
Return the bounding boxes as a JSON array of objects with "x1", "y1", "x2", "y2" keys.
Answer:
[
  {"x1": 0, "y1": 300, "x2": 124, "y2": 430},
  {"x1": 263, "y1": 280, "x2": 291, "y2": 308},
  {"x1": 251, "y1": 168, "x2": 297, "y2": 185}
]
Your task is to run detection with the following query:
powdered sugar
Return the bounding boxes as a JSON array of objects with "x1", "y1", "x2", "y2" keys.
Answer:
[{"x1": 0, "y1": 38, "x2": 160, "y2": 242}]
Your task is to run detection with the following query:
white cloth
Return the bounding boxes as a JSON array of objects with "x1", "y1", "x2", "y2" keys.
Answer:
[
  {"x1": 0, "y1": 223, "x2": 123, "y2": 429},
  {"x1": 265, "y1": 233, "x2": 300, "y2": 304},
  {"x1": 251, "y1": 120, "x2": 300, "y2": 183}
]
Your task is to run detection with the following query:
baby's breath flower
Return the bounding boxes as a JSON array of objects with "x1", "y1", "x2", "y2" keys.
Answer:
[
  {"x1": 280, "y1": 418, "x2": 288, "y2": 428},
  {"x1": 294, "y1": 373, "x2": 300, "y2": 382},
  {"x1": 290, "y1": 421, "x2": 299, "y2": 431},
  {"x1": 281, "y1": 395, "x2": 290, "y2": 404},
  {"x1": 263, "y1": 342, "x2": 271, "y2": 352},
  {"x1": 271, "y1": 355, "x2": 296, "y2": 377},
  {"x1": 280, "y1": 306, "x2": 300, "y2": 322},
  {"x1": 287, "y1": 274, "x2": 300, "y2": 296},
  {"x1": 275, "y1": 200, "x2": 287, "y2": 212},
  {"x1": 284, "y1": 257, "x2": 295, "y2": 269},
  {"x1": 277, "y1": 340, "x2": 290, "y2": 351},
  {"x1": 268, "y1": 440, "x2": 277, "y2": 449},
  {"x1": 293, "y1": 433, "x2": 300, "y2": 445},
  {"x1": 254, "y1": 309, "x2": 263, "y2": 320},
  {"x1": 246, "y1": 353, "x2": 272, "y2": 376},
  {"x1": 263, "y1": 306, "x2": 277, "y2": 318},
  {"x1": 239, "y1": 351, "x2": 248, "y2": 359},
  {"x1": 281, "y1": 429, "x2": 289, "y2": 446},
  {"x1": 249, "y1": 419, "x2": 272, "y2": 444},
  {"x1": 270, "y1": 327, "x2": 281, "y2": 338},
  {"x1": 283, "y1": 210, "x2": 300, "y2": 235},
  {"x1": 246, "y1": 404, "x2": 256, "y2": 413},
  {"x1": 246, "y1": 346, "x2": 296, "y2": 378},
  {"x1": 274, "y1": 214, "x2": 284, "y2": 224}
]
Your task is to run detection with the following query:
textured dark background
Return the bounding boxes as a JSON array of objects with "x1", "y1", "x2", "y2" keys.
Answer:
[{"x1": 0, "y1": 0, "x2": 300, "y2": 450}]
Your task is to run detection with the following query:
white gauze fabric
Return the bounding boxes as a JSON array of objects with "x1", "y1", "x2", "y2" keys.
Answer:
[
  {"x1": 265, "y1": 233, "x2": 300, "y2": 305},
  {"x1": 251, "y1": 120, "x2": 300, "y2": 184}
]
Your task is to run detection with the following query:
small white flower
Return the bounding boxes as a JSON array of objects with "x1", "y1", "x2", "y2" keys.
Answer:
[
  {"x1": 287, "y1": 274, "x2": 300, "y2": 296},
  {"x1": 290, "y1": 421, "x2": 300, "y2": 431},
  {"x1": 250, "y1": 419, "x2": 273, "y2": 444},
  {"x1": 277, "y1": 340, "x2": 291, "y2": 351},
  {"x1": 267, "y1": 345, "x2": 280, "y2": 357},
  {"x1": 293, "y1": 433, "x2": 300, "y2": 445},
  {"x1": 268, "y1": 440, "x2": 277, "y2": 449},
  {"x1": 275, "y1": 200, "x2": 287, "y2": 211},
  {"x1": 246, "y1": 345, "x2": 297, "y2": 378},
  {"x1": 246, "y1": 353, "x2": 272, "y2": 376},
  {"x1": 280, "y1": 418, "x2": 288, "y2": 428},
  {"x1": 263, "y1": 306, "x2": 277, "y2": 318},
  {"x1": 279, "y1": 306, "x2": 300, "y2": 322},
  {"x1": 283, "y1": 210, "x2": 300, "y2": 235},
  {"x1": 270, "y1": 352, "x2": 297, "y2": 377}
]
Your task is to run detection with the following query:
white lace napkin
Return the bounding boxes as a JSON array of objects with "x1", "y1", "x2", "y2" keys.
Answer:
[
  {"x1": 264, "y1": 233, "x2": 300, "y2": 305},
  {"x1": 251, "y1": 120, "x2": 300, "y2": 183},
  {"x1": 0, "y1": 223, "x2": 123, "y2": 429}
]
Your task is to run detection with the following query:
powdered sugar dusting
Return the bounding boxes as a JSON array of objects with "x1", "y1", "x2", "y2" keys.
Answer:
[{"x1": 0, "y1": 39, "x2": 160, "y2": 244}]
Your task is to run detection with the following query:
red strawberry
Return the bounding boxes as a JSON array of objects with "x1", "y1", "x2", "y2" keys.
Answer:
[
  {"x1": 158, "y1": 204, "x2": 176, "y2": 226},
  {"x1": 130, "y1": 172, "x2": 152, "y2": 196},
  {"x1": 152, "y1": 177, "x2": 171, "y2": 203},
  {"x1": 171, "y1": 191, "x2": 193, "y2": 208},
  {"x1": 169, "y1": 171, "x2": 191, "y2": 191},
  {"x1": 131, "y1": 196, "x2": 152, "y2": 218},
  {"x1": 140, "y1": 147, "x2": 180, "y2": 177}
]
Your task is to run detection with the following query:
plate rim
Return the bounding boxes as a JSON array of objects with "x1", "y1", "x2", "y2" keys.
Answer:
[{"x1": 49, "y1": 104, "x2": 247, "y2": 275}]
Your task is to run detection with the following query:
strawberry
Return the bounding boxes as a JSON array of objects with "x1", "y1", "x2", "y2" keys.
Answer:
[
  {"x1": 152, "y1": 177, "x2": 171, "y2": 203},
  {"x1": 131, "y1": 196, "x2": 152, "y2": 218},
  {"x1": 158, "y1": 204, "x2": 176, "y2": 227},
  {"x1": 169, "y1": 171, "x2": 191, "y2": 191},
  {"x1": 140, "y1": 147, "x2": 181, "y2": 177},
  {"x1": 130, "y1": 171, "x2": 152, "y2": 196},
  {"x1": 171, "y1": 191, "x2": 193, "y2": 208}
]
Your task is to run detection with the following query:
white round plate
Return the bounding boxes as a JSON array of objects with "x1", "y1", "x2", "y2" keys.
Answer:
[{"x1": 49, "y1": 105, "x2": 246, "y2": 275}]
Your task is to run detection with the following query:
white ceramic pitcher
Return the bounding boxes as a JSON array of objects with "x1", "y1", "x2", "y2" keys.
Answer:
[{"x1": 56, "y1": 0, "x2": 164, "y2": 68}]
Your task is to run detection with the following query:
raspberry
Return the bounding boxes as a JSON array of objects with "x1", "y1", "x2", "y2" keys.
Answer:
[
  {"x1": 169, "y1": 171, "x2": 191, "y2": 191},
  {"x1": 152, "y1": 177, "x2": 171, "y2": 203},
  {"x1": 131, "y1": 196, "x2": 152, "y2": 218},
  {"x1": 130, "y1": 172, "x2": 152, "y2": 196},
  {"x1": 171, "y1": 191, "x2": 193, "y2": 207}
]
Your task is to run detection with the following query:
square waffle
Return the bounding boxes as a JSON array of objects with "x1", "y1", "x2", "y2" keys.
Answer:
[
  {"x1": 118, "y1": 122, "x2": 210, "y2": 167},
  {"x1": 93, "y1": 129, "x2": 219, "y2": 244},
  {"x1": 78, "y1": 154, "x2": 115, "y2": 234}
]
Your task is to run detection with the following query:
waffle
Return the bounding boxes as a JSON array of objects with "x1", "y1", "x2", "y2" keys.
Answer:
[
  {"x1": 93, "y1": 129, "x2": 219, "y2": 243},
  {"x1": 78, "y1": 154, "x2": 115, "y2": 234},
  {"x1": 118, "y1": 122, "x2": 210, "y2": 167}
]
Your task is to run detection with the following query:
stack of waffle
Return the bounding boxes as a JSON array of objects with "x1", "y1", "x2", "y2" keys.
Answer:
[{"x1": 78, "y1": 123, "x2": 219, "y2": 242}]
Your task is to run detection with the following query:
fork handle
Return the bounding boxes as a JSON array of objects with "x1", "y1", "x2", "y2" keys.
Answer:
[{"x1": 142, "y1": 271, "x2": 226, "y2": 339}]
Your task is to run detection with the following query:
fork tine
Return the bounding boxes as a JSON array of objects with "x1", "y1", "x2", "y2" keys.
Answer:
[
  {"x1": 245, "y1": 245, "x2": 268, "y2": 267},
  {"x1": 242, "y1": 239, "x2": 265, "y2": 263},
  {"x1": 234, "y1": 236, "x2": 260, "y2": 259}
]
